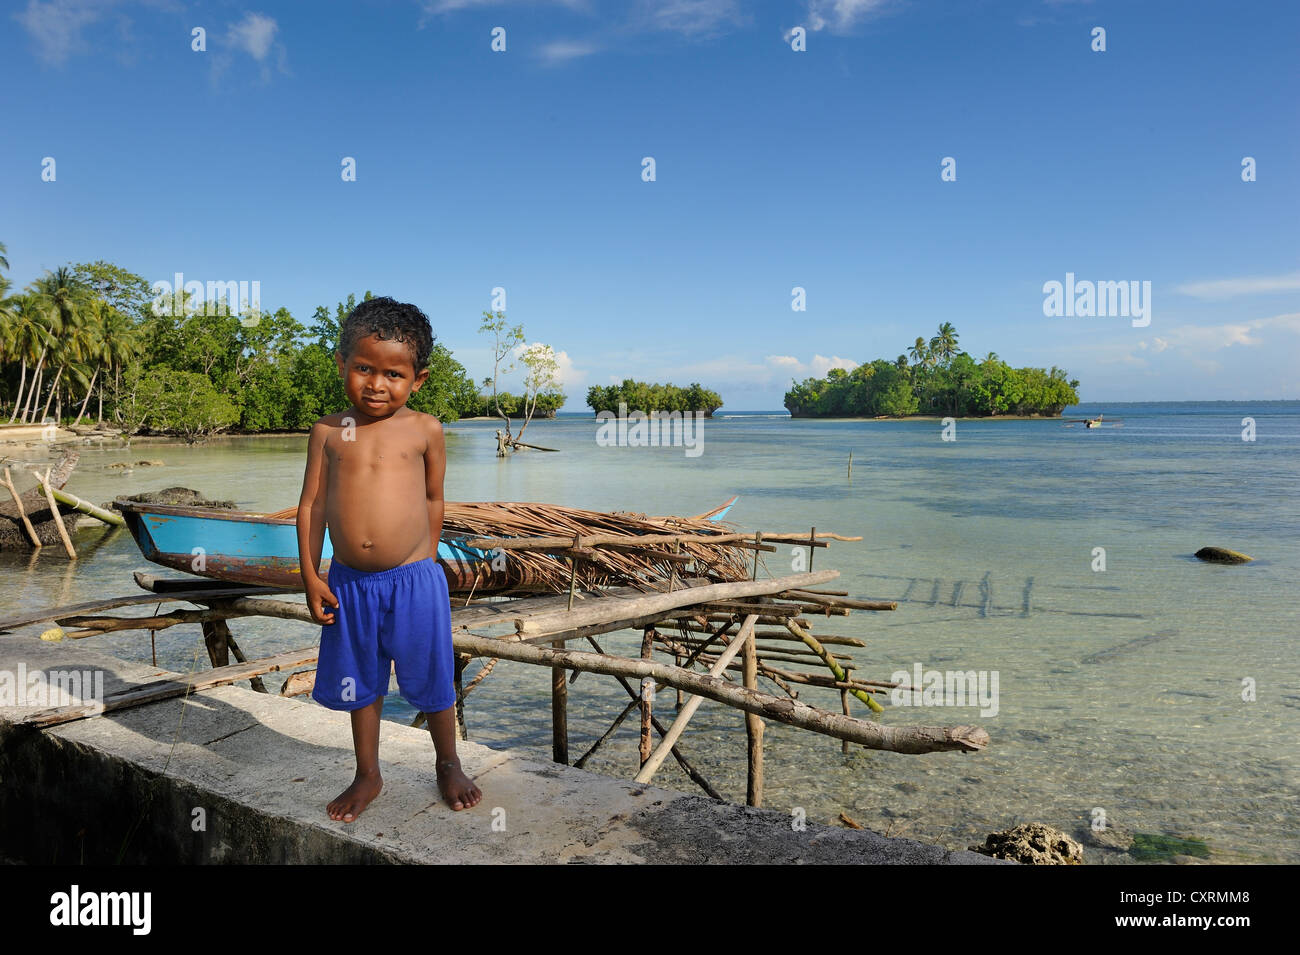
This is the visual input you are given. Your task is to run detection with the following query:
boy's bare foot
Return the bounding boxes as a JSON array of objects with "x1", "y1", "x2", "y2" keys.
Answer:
[
  {"x1": 328, "y1": 771, "x2": 383, "y2": 822},
  {"x1": 437, "y1": 759, "x2": 482, "y2": 811}
]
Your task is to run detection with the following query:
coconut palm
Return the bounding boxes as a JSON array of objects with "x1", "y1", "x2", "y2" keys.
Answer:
[
  {"x1": 5, "y1": 293, "x2": 55, "y2": 423},
  {"x1": 908, "y1": 336, "x2": 929, "y2": 366},
  {"x1": 26, "y1": 267, "x2": 91, "y2": 425},
  {"x1": 982, "y1": 351, "x2": 1000, "y2": 366},
  {"x1": 929, "y1": 322, "x2": 959, "y2": 365}
]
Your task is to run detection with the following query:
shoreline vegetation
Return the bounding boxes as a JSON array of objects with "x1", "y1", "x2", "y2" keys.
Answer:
[
  {"x1": 0, "y1": 250, "x2": 569, "y2": 443},
  {"x1": 784, "y1": 323, "x2": 1080, "y2": 419}
]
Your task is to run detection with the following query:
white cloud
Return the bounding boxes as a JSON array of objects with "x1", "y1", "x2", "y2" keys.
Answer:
[
  {"x1": 538, "y1": 39, "x2": 599, "y2": 63},
  {"x1": 638, "y1": 0, "x2": 743, "y2": 35},
  {"x1": 1174, "y1": 271, "x2": 1300, "y2": 300},
  {"x1": 809, "y1": 354, "x2": 859, "y2": 376},
  {"x1": 806, "y1": 0, "x2": 894, "y2": 33},
  {"x1": 14, "y1": 0, "x2": 103, "y2": 65},
  {"x1": 226, "y1": 12, "x2": 277, "y2": 61}
]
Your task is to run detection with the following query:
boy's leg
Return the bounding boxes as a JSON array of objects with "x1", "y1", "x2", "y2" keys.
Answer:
[
  {"x1": 423, "y1": 705, "x2": 482, "y2": 811},
  {"x1": 328, "y1": 696, "x2": 384, "y2": 822}
]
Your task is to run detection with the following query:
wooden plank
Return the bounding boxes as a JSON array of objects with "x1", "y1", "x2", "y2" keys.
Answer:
[
  {"x1": 19, "y1": 648, "x2": 320, "y2": 728},
  {"x1": 514, "y1": 570, "x2": 839, "y2": 636}
]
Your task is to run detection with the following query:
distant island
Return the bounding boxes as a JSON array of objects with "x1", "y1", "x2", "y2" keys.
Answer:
[
  {"x1": 587, "y1": 380, "x2": 724, "y2": 417},
  {"x1": 784, "y1": 324, "x2": 1080, "y2": 418}
]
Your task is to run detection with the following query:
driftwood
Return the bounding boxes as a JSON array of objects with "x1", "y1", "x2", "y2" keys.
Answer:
[
  {"x1": 0, "y1": 467, "x2": 39, "y2": 547},
  {"x1": 0, "y1": 452, "x2": 78, "y2": 550}
]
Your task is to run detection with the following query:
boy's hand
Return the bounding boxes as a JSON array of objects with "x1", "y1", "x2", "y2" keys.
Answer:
[{"x1": 305, "y1": 575, "x2": 339, "y2": 625}]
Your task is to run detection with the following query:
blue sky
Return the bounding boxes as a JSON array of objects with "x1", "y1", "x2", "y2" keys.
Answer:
[{"x1": 3, "y1": 0, "x2": 1297, "y2": 408}]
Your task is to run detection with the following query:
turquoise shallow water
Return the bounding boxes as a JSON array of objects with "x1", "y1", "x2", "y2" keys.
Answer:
[{"x1": 4, "y1": 401, "x2": 1298, "y2": 862}]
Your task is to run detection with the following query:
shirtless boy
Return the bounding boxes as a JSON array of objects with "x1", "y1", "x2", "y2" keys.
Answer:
[{"x1": 297, "y1": 296, "x2": 482, "y2": 821}]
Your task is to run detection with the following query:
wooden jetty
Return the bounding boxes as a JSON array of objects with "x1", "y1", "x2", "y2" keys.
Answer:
[{"x1": 2, "y1": 516, "x2": 990, "y2": 809}]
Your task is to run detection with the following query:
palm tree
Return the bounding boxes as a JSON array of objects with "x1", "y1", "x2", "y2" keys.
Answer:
[
  {"x1": 929, "y1": 322, "x2": 959, "y2": 365},
  {"x1": 6, "y1": 293, "x2": 55, "y2": 423},
  {"x1": 0, "y1": 240, "x2": 9, "y2": 273},
  {"x1": 908, "y1": 336, "x2": 929, "y2": 366},
  {"x1": 27, "y1": 267, "x2": 90, "y2": 425},
  {"x1": 982, "y1": 351, "x2": 1000, "y2": 366}
]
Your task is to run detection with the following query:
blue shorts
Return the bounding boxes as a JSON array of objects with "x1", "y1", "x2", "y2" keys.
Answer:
[{"x1": 311, "y1": 556, "x2": 456, "y2": 714}]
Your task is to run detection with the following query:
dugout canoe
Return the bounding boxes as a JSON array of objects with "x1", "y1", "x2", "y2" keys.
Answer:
[{"x1": 114, "y1": 496, "x2": 738, "y2": 594}]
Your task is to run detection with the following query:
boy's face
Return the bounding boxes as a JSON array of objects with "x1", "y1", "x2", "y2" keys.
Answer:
[{"x1": 335, "y1": 332, "x2": 430, "y2": 419}]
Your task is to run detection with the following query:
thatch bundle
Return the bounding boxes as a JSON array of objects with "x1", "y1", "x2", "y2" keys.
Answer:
[
  {"x1": 442, "y1": 500, "x2": 752, "y2": 593},
  {"x1": 265, "y1": 500, "x2": 753, "y2": 595}
]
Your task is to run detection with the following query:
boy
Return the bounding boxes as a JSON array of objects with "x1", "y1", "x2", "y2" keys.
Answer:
[{"x1": 297, "y1": 296, "x2": 482, "y2": 822}]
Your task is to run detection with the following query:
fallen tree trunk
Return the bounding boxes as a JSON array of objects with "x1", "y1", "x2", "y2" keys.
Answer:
[
  {"x1": 0, "y1": 451, "x2": 79, "y2": 551},
  {"x1": 454, "y1": 632, "x2": 989, "y2": 754}
]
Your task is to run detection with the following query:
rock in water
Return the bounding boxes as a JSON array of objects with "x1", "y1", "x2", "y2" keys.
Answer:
[
  {"x1": 969, "y1": 823, "x2": 1083, "y2": 865},
  {"x1": 1194, "y1": 546, "x2": 1254, "y2": 564}
]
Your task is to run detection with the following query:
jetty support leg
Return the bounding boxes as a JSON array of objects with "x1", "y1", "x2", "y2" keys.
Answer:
[
  {"x1": 743, "y1": 622, "x2": 764, "y2": 807},
  {"x1": 551, "y1": 638, "x2": 568, "y2": 764}
]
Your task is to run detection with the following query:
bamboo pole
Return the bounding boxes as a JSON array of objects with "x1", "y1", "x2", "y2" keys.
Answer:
[
  {"x1": 785, "y1": 619, "x2": 884, "y2": 714},
  {"x1": 459, "y1": 529, "x2": 856, "y2": 552},
  {"x1": 38, "y1": 467, "x2": 76, "y2": 558},
  {"x1": 46, "y1": 486, "x2": 126, "y2": 526},
  {"x1": 743, "y1": 620, "x2": 764, "y2": 807},
  {"x1": 1, "y1": 467, "x2": 41, "y2": 547},
  {"x1": 635, "y1": 615, "x2": 759, "y2": 783}
]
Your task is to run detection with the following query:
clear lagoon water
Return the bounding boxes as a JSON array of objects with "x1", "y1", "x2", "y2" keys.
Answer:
[{"x1": 4, "y1": 400, "x2": 1298, "y2": 862}]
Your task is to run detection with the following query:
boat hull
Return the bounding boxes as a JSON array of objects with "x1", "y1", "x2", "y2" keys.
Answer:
[{"x1": 115, "y1": 501, "x2": 499, "y2": 592}]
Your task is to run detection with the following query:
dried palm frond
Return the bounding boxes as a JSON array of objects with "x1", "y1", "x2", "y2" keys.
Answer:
[{"x1": 264, "y1": 500, "x2": 752, "y2": 595}]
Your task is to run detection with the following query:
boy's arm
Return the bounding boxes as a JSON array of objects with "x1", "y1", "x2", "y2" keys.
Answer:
[
  {"x1": 424, "y1": 415, "x2": 446, "y2": 561},
  {"x1": 297, "y1": 420, "x2": 331, "y2": 584}
]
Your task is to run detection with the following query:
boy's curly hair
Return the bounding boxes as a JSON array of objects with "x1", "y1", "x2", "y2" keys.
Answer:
[{"x1": 337, "y1": 296, "x2": 435, "y2": 370}]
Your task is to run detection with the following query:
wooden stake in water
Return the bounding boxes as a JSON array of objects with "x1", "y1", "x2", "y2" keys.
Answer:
[{"x1": 847, "y1": 452, "x2": 853, "y2": 480}]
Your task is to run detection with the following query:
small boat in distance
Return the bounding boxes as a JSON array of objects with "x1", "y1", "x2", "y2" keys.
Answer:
[
  {"x1": 1064, "y1": 413, "x2": 1122, "y2": 429},
  {"x1": 115, "y1": 496, "x2": 740, "y2": 594}
]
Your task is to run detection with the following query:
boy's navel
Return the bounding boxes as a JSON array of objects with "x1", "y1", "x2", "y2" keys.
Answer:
[{"x1": 362, "y1": 540, "x2": 373, "y2": 549}]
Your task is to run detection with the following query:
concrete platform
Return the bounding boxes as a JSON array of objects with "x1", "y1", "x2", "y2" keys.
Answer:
[{"x1": 0, "y1": 639, "x2": 1003, "y2": 864}]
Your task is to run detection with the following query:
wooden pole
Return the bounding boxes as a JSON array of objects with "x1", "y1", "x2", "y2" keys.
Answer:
[
  {"x1": 223, "y1": 631, "x2": 268, "y2": 693},
  {"x1": 573, "y1": 636, "x2": 723, "y2": 800},
  {"x1": 38, "y1": 467, "x2": 76, "y2": 559},
  {"x1": 639, "y1": 627, "x2": 654, "y2": 768},
  {"x1": 634, "y1": 614, "x2": 759, "y2": 783},
  {"x1": 1, "y1": 467, "x2": 41, "y2": 547},
  {"x1": 453, "y1": 652, "x2": 469, "y2": 740},
  {"x1": 513, "y1": 569, "x2": 839, "y2": 636},
  {"x1": 847, "y1": 452, "x2": 853, "y2": 480},
  {"x1": 743, "y1": 619, "x2": 764, "y2": 807},
  {"x1": 552, "y1": 636, "x2": 568, "y2": 764},
  {"x1": 840, "y1": 689, "x2": 851, "y2": 754},
  {"x1": 201, "y1": 619, "x2": 230, "y2": 667}
]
